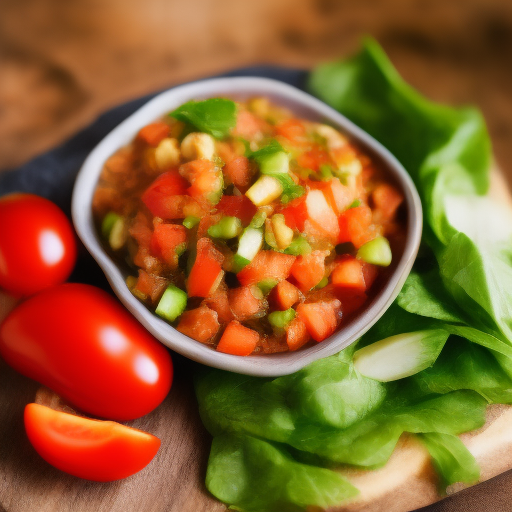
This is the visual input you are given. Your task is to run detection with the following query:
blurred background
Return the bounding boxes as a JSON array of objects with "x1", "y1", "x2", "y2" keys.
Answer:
[{"x1": 1, "y1": 0, "x2": 511, "y2": 176}]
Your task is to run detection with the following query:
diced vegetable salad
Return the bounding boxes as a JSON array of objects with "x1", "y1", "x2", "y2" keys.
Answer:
[{"x1": 93, "y1": 96, "x2": 406, "y2": 355}]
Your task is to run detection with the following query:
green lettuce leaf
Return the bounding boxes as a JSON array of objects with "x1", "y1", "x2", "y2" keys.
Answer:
[
  {"x1": 440, "y1": 222, "x2": 512, "y2": 343},
  {"x1": 170, "y1": 98, "x2": 237, "y2": 138},
  {"x1": 398, "y1": 270, "x2": 466, "y2": 323},
  {"x1": 285, "y1": 390, "x2": 486, "y2": 468},
  {"x1": 247, "y1": 139, "x2": 285, "y2": 162},
  {"x1": 196, "y1": 351, "x2": 487, "y2": 469},
  {"x1": 280, "y1": 348, "x2": 386, "y2": 429},
  {"x1": 410, "y1": 337, "x2": 512, "y2": 403},
  {"x1": 420, "y1": 433, "x2": 480, "y2": 488},
  {"x1": 206, "y1": 434, "x2": 358, "y2": 512}
]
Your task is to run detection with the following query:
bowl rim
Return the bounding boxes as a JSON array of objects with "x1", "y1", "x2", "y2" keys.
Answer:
[{"x1": 72, "y1": 76, "x2": 422, "y2": 377}]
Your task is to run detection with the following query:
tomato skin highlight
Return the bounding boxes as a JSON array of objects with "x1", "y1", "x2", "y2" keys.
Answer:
[
  {"x1": 24, "y1": 403, "x2": 160, "y2": 481},
  {"x1": 0, "y1": 283, "x2": 173, "y2": 420},
  {"x1": 0, "y1": 194, "x2": 76, "y2": 296}
]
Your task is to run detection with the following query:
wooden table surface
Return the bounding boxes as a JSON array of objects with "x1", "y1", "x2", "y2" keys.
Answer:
[{"x1": 2, "y1": 1, "x2": 512, "y2": 511}]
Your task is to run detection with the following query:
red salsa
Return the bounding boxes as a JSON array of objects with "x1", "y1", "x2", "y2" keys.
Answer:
[{"x1": 93, "y1": 97, "x2": 406, "y2": 355}]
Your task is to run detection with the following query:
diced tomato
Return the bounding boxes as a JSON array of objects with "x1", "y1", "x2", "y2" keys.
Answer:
[
  {"x1": 216, "y1": 141, "x2": 236, "y2": 164},
  {"x1": 275, "y1": 120, "x2": 306, "y2": 142},
  {"x1": 158, "y1": 196, "x2": 206, "y2": 220},
  {"x1": 362, "y1": 165, "x2": 376, "y2": 185},
  {"x1": 331, "y1": 256, "x2": 366, "y2": 293},
  {"x1": 335, "y1": 290, "x2": 368, "y2": 316},
  {"x1": 134, "y1": 270, "x2": 167, "y2": 303},
  {"x1": 285, "y1": 317, "x2": 310, "y2": 351},
  {"x1": 223, "y1": 156, "x2": 253, "y2": 191},
  {"x1": 362, "y1": 262, "x2": 378, "y2": 290},
  {"x1": 312, "y1": 179, "x2": 354, "y2": 215},
  {"x1": 137, "y1": 122, "x2": 170, "y2": 146},
  {"x1": 129, "y1": 212, "x2": 153, "y2": 268},
  {"x1": 216, "y1": 195, "x2": 257, "y2": 225},
  {"x1": 296, "y1": 301, "x2": 340, "y2": 342},
  {"x1": 232, "y1": 110, "x2": 262, "y2": 139},
  {"x1": 371, "y1": 184, "x2": 404, "y2": 221},
  {"x1": 216, "y1": 320, "x2": 259, "y2": 356},
  {"x1": 337, "y1": 205, "x2": 373, "y2": 247},
  {"x1": 280, "y1": 196, "x2": 308, "y2": 232},
  {"x1": 297, "y1": 146, "x2": 333, "y2": 172},
  {"x1": 260, "y1": 336, "x2": 289, "y2": 354},
  {"x1": 330, "y1": 144, "x2": 359, "y2": 167},
  {"x1": 205, "y1": 284, "x2": 234, "y2": 323},
  {"x1": 177, "y1": 305, "x2": 220, "y2": 343},
  {"x1": 150, "y1": 224, "x2": 187, "y2": 266},
  {"x1": 188, "y1": 173, "x2": 219, "y2": 199},
  {"x1": 270, "y1": 280, "x2": 300, "y2": 310},
  {"x1": 180, "y1": 159, "x2": 222, "y2": 201},
  {"x1": 187, "y1": 238, "x2": 224, "y2": 298},
  {"x1": 237, "y1": 251, "x2": 296, "y2": 287},
  {"x1": 129, "y1": 212, "x2": 153, "y2": 246},
  {"x1": 197, "y1": 213, "x2": 222, "y2": 239},
  {"x1": 290, "y1": 250, "x2": 326, "y2": 292},
  {"x1": 141, "y1": 171, "x2": 189, "y2": 218},
  {"x1": 304, "y1": 190, "x2": 339, "y2": 241},
  {"x1": 229, "y1": 286, "x2": 263, "y2": 321},
  {"x1": 180, "y1": 159, "x2": 214, "y2": 180}
]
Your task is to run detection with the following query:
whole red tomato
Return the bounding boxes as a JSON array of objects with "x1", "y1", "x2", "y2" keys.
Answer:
[
  {"x1": 25, "y1": 403, "x2": 161, "y2": 481},
  {"x1": 0, "y1": 194, "x2": 76, "y2": 296},
  {"x1": 0, "y1": 283, "x2": 173, "y2": 420}
]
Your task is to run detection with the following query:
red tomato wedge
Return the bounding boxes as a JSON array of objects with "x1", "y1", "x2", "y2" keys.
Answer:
[
  {"x1": 216, "y1": 195, "x2": 257, "y2": 225},
  {"x1": 216, "y1": 320, "x2": 259, "y2": 356},
  {"x1": 137, "y1": 122, "x2": 169, "y2": 146},
  {"x1": 290, "y1": 250, "x2": 327, "y2": 292},
  {"x1": 187, "y1": 238, "x2": 224, "y2": 297},
  {"x1": 177, "y1": 305, "x2": 220, "y2": 343},
  {"x1": 0, "y1": 194, "x2": 76, "y2": 297},
  {"x1": 0, "y1": 284, "x2": 173, "y2": 420},
  {"x1": 296, "y1": 301, "x2": 340, "y2": 342},
  {"x1": 24, "y1": 403, "x2": 160, "y2": 482},
  {"x1": 237, "y1": 251, "x2": 296, "y2": 287},
  {"x1": 141, "y1": 171, "x2": 189, "y2": 218}
]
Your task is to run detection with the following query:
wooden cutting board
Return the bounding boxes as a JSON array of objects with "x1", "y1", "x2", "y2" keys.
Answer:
[{"x1": 0, "y1": 169, "x2": 511, "y2": 512}]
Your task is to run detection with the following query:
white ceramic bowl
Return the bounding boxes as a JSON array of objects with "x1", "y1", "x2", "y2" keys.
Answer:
[{"x1": 72, "y1": 77, "x2": 422, "y2": 377}]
